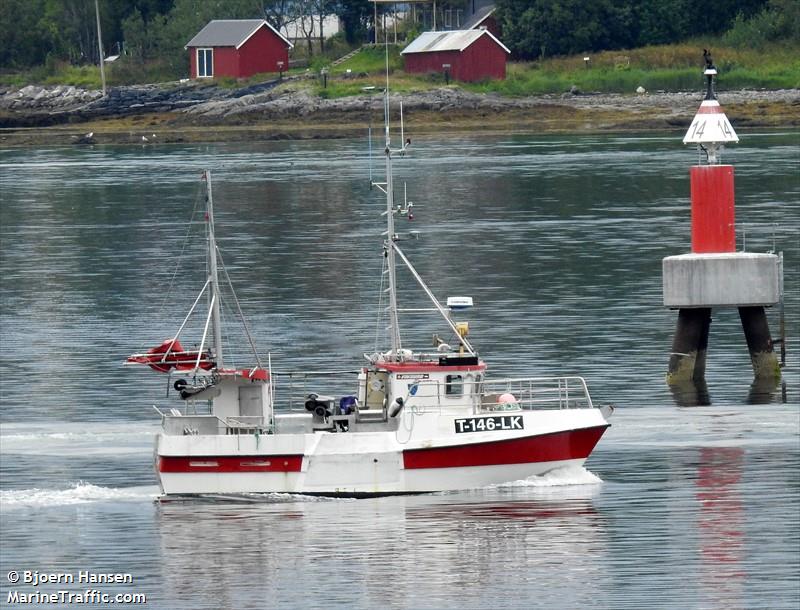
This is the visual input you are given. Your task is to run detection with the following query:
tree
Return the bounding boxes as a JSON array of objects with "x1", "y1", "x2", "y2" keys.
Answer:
[
  {"x1": 0, "y1": 0, "x2": 48, "y2": 68},
  {"x1": 496, "y1": 0, "x2": 621, "y2": 59},
  {"x1": 315, "y1": 0, "x2": 336, "y2": 53},
  {"x1": 332, "y1": 0, "x2": 371, "y2": 44},
  {"x1": 260, "y1": 0, "x2": 293, "y2": 31},
  {"x1": 291, "y1": 0, "x2": 318, "y2": 56},
  {"x1": 38, "y1": 0, "x2": 99, "y2": 64},
  {"x1": 122, "y1": 9, "x2": 148, "y2": 61},
  {"x1": 495, "y1": 0, "x2": 770, "y2": 59}
]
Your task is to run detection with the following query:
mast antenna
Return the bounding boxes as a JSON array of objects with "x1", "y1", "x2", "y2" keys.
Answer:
[{"x1": 204, "y1": 170, "x2": 224, "y2": 368}]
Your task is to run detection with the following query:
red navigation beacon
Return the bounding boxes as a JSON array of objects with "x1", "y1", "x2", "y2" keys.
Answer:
[
  {"x1": 682, "y1": 60, "x2": 739, "y2": 253},
  {"x1": 663, "y1": 51, "x2": 783, "y2": 393}
]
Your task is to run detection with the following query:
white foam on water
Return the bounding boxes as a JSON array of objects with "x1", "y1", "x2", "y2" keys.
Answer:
[
  {"x1": 0, "y1": 422, "x2": 157, "y2": 456},
  {"x1": 499, "y1": 464, "x2": 604, "y2": 488},
  {"x1": 0, "y1": 482, "x2": 159, "y2": 510}
]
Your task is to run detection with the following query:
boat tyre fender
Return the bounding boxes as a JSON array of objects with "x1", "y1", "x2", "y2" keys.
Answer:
[
  {"x1": 389, "y1": 397, "x2": 404, "y2": 418},
  {"x1": 314, "y1": 405, "x2": 331, "y2": 418}
]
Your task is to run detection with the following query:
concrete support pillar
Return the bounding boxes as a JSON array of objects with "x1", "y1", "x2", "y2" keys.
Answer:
[
  {"x1": 669, "y1": 378, "x2": 711, "y2": 407},
  {"x1": 738, "y1": 306, "x2": 780, "y2": 380},
  {"x1": 667, "y1": 308, "x2": 711, "y2": 384}
]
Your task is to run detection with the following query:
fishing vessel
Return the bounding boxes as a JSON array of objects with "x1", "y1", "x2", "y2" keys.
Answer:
[{"x1": 127, "y1": 95, "x2": 611, "y2": 497}]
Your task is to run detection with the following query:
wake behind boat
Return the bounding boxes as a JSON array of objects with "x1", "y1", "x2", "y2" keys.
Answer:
[{"x1": 127, "y1": 95, "x2": 611, "y2": 497}]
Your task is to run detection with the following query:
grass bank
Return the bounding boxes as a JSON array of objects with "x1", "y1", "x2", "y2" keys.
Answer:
[
  {"x1": 467, "y1": 41, "x2": 800, "y2": 95},
  {"x1": 316, "y1": 41, "x2": 800, "y2": 98}
]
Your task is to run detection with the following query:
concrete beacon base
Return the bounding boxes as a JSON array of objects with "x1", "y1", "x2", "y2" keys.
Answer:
[{"x1": 662, "y1": 252, "x2": 781, "y2": 308}]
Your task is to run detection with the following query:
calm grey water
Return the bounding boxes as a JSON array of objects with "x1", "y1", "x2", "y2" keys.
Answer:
[{"x1": 1, "y1": 131, "x2": 798, "y2": 609}]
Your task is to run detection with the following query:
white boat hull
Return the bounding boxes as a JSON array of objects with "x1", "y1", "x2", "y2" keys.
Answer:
[{"x1": 155, "y1": 408, "x2": 609, "y2": 496}]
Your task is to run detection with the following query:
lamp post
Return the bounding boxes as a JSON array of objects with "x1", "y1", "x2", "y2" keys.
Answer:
[
  {"x1": 442, "y1": 63, "x2": 451, "y2": 85},
  {"x1": 277, "y1": 60, "x2": 284, "y2": 80}
]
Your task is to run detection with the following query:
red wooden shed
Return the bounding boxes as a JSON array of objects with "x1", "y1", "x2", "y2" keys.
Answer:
[
  {"x1": 185, "y1": 19, "x2": 293, "y2": 80},
  {"x1": 401, "y1": 30, "x2": 509, "y2": 82}
]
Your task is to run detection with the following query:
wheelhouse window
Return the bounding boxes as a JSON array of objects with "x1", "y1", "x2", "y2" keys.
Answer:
[
  {"x1": 445, "y1": 375, "x2": 463, "y2": 396},
  {"x1": 197, "y1": 48, "x2": 213, "y2": 78}
]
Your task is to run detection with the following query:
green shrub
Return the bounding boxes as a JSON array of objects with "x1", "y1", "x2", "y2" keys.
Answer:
[
  {"x1": 309, "y1": 56, "x2": 329, "y2": 73},
  {"x1": 723, "y1": 9, "x2": 785, "y2": 49},
  {"x1": 107, "y1": 57, "x2": 182, "y2": 85},
  {"x1": 42, "y1": 64, "x2": 102, "y2": 88}
]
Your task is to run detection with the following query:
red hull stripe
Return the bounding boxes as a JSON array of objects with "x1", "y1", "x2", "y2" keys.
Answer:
[
  {"x1": 159, "y1": 455, "x2": 303, "y2": 473},
  {"x1": 402, "y1": 425, "x2": 609, "y2": 470}
]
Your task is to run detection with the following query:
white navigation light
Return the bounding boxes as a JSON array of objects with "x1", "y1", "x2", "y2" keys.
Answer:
[
  {"x1": 683, "y1": 55, "x2": 738, "y2": 164},
  {"x1": 683, "y1": 99, "x2": 739, "y2": 145},
  {"x1": 447, "y1": 296, "x2": 473, "y2": 310}
]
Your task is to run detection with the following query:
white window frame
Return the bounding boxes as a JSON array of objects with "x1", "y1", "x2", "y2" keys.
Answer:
[{"x1": 196, "y1": 48, "x2": 213, "y2": 78}]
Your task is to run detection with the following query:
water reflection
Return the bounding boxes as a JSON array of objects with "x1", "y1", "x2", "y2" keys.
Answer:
[
  {"x1": 155, "y1": 485, "x2": 608, "y2": 609},
  {"x1": 747, "y1": 377, "x2": 783, "y2": 405},
  {"x1": 668, "y1": 379, "x2": 711, "y2": 407},
  {"x1": 696, "y1": 447, "x2": 745, "y2": 609},
  {"x1": 668, "y1": 377, "x2": 785, "y2": 407}
]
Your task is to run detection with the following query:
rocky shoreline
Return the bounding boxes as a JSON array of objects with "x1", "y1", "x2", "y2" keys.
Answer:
[{"x1": 1, "y1": 80, "x2": 798, "y2": 146}]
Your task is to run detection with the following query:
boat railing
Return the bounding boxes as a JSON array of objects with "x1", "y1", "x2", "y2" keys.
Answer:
[
  {"x1": 224, "y1": 416, "x2": 269, "y2": 435},
  {"x1": 480, "y1": 376, "x2": 594, "y2": 411},
  {"x1": 158, "y1": 413, "x2": 224, "y2": 436},
  {"x1": 271, "y1": 369, "x2": 361, "y2": 412},
  {"x1": 401, "y1": 376, "x2": 593, "y2": 414},
  {"x1": 156, "y1": 408, "x2": 270, "y2": 436}
]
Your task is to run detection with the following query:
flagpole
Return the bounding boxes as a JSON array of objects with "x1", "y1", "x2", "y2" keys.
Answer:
[{"x1": 95, "y1": 0, "x2": 107, "y2": 97}]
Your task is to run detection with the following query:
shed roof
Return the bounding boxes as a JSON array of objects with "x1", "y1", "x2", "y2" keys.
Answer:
[
  {"x1": 462, "y1": 5, "x2": 496, "y2": 30},
  {"x1": 401, "y1": 30, "x2": 509, "y2": 55},
  {"x1": 186, "y1": 19, "x2": 292, "y2": 49}
]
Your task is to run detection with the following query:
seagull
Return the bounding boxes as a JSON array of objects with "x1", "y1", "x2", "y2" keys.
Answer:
[
  {"x1": 73, "y1": 132, "x2": 95, "y2": 145},
  {"x1": 141, "y1": 135, "x2": 149, "y2": 142}
]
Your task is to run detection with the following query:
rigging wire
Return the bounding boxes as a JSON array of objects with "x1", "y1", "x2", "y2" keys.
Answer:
[
  {"x1": 217, "y1": 246, "x2": 264, "y2": 369},
  {"x1": 216, "y1": 282, "x2": 236, "y2": 371},
  {"x1": 135, "y1": 178, "x2": 204, "y2": 355},
  {"x1": 157, "y1": 179, "x2": 204, "y2": 316}
]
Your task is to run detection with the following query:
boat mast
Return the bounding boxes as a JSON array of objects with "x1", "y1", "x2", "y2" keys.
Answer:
[
  {"x1": 383, "y1": 88, "x2": 402, "y2": 354},
  {"x1": 372, "y1": 44, "x2": 475, "y2": 358},
  {"x1": 204, "y1": 170, "x2": 224, "y2": 368}
]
